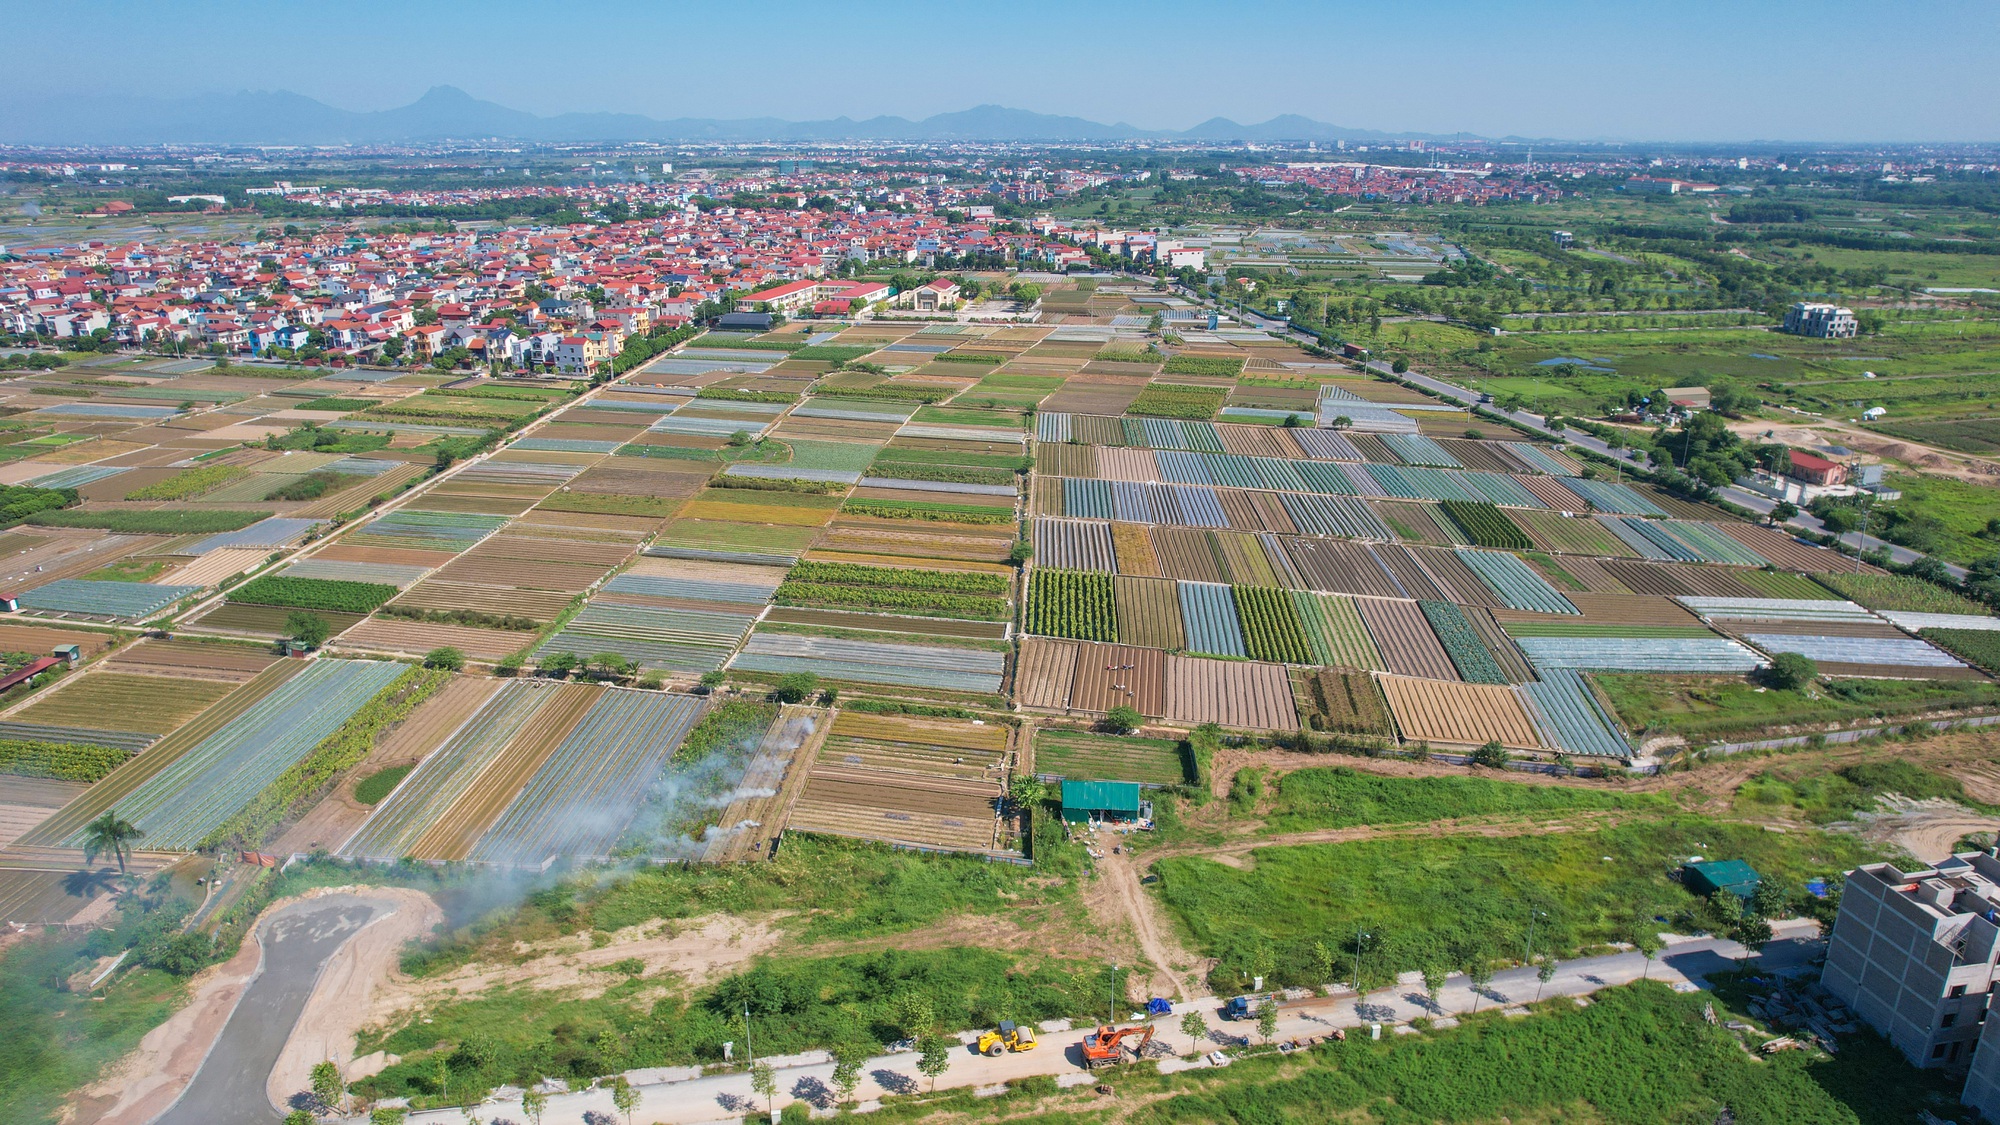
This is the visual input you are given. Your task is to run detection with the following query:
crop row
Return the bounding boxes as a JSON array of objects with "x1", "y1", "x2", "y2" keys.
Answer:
[
  {"x1": 1417, "y1": 601, "x2": 1509, "y2": 685},
  {"x1": 1027, "y1": 570, "x2": 1117, "y2": 641},
  {"x1": 1289, "y1": 591, "x2": 1384, "y2": 670},
  {"x1": 1303, "y1": 667, "x2": 1394, "y2": 736},
  {"x1": 1454, "y1": 549, "x2": 1578, "y2": 615},
  {"x1": 229, "y1": 574, "x2": 400, "y2": 614},
  {"x1": 125, "y1": 464, "x2": 246, "y2": 501},
  {"x1": 786, "y1": 560, "x2": 1008, "y2": 594},
  {"x1": 1162, "y1": 355, "x2": 1245, "y2": 377},
  {"x1": 773, "y1": 581, "x2": 1008, "y2": 621},
  {"x1": 842, "y1": 498, "x2": 1013, "y2": 524},
  {"x1": 0, "y1": 738, "x2": 130, "y2": 782},
  {"x1": 1232, "y1": 585, "x2": 1314, "y2": 665},
  {"x1": 1438, "y1": 501, "x2": 1532, "y2": 550}
]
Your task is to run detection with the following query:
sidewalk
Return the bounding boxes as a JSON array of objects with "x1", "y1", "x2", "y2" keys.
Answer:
[{"x1": 378, "y1": 921, "x2": 1820, "y2": 1124}]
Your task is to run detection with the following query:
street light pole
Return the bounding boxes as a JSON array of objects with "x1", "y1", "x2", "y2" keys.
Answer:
[
  {"x1": 743, "y1": 1005, "x2": 755, "y2": 1067},
  {"x1": 1524, "y1": 910, "x2": 1545, "y2": 966}
]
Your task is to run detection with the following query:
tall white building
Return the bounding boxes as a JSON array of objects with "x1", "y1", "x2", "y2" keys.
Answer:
[{"x1": 1783, "y1": 302, "x2": 1859, "y2": 338}]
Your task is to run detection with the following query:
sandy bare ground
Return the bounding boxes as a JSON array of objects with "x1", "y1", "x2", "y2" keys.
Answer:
[
  {"x1": 1726, "y1": 417, "x2": 1999, "y2": 483},
  {"x1": 67, "y1": 918, "x2": 266, "y2": 1125},
  {"x1": 267, "y1": 887, "x2": 443, "y2": 1106}
]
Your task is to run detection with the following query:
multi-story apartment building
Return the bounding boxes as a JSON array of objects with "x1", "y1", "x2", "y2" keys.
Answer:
[
  {"x1": 1822, "y1": 854, "x2": 2000, "y2": 1089},
  {"x1": 1783, "y1": 301, "x2": 1859, "y2": 338}
]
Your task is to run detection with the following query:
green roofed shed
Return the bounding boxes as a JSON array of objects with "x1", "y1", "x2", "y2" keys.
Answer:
[
  {"x1": 1684, "y1": 859, "x2": 1761, "y2": 900},
  {"x1": 1061, "y1": 779, "x2": 1143, "y2": 823}
]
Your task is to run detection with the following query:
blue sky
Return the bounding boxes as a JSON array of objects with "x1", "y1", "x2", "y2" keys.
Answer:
[{"x1": 12, "y1": 0, "x2": 1997, "y2": 141}]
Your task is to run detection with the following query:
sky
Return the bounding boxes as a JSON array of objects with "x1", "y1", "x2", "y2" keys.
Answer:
[{"x1": 9, "y1": 0, "x2": 1998, "y2": 142}]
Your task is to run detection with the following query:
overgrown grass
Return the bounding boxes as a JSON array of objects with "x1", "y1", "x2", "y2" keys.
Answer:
[
  {"x1": 1738, "y1": 759, "x2": 1990, "y2": 823},
  {"x1": 1260, "y1": 766, "x2": 1667, "y2": 835},
  {"x1": 1594, "y1": 673, "x2": 2000, "y2": 742},
  {"x1": 1153, "y1": 816, "x2": 1877, "y2": 988}
]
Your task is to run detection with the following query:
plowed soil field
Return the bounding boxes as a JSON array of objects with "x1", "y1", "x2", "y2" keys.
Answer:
[
  {"x1": 1286, "y1": 538, "x2": 1404, "y2": 599},
  {"x1": 338, "y1": 619, "x2": 530, "y2": 661},
  {"x1": 1162, "y1": 656, "x2": 1299, "y2": 729},
  {"x1": 1068, "y1": 641, "x2": 1166, "y2": 716},
  {"x1": 1016, "y1": 637, "x2": 1079, "y2": 710},
  {"x1": 1377, "y1": 675, "x2": 1543, "y2": 750},
  {"x1": 1355, "y1": 596, "x2": 1459, "y2": 681},
  {"x1": 1151, "y1": 527, "x2": 1226, "y2": 583},
  {"x1": 97, "y1": 638, "x2": 277, "y2": 681}
]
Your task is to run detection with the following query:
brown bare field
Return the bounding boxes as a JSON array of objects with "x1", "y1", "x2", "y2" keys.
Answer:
[
  {"x1": 1163, "y1": 656, "x2": 1299, "y2": 729},
  {"x1": 1095, "y1": 447, "x2": 1159, "y2": 483},
  {"x1": 1355, "y1": 596, "x2": 1459, "y2": 681},
  {"x1": 1041, "y1": 385, "x2": 1142, "y2": 414},
  {"x1": 415, "y1": 493, "x2": 540, "y2": 515},
  {"x1": 338, "y1": 619, "x2": 529, "y2": 661},
  {"x1": 1718, "y1": 522, "x2": 1865, "y2": 573},
  {"x1": 1368, "y1": 545, "x2": 1448, "y2": 601},
  {"x1": 406, "y1": 682, "x2": 598, "y2": 861},
  {"x1": 1531, "y1": 555, "x2": 1631, "y2": 594},
  {"x1": 1601, "y1": 559, "x2": 1760, "y2": 599},
  {"x1": 817, "y1": 522, "x2": 1014, "y2": 563},
  {"x1": 1284, "y1": 539, "x2": 1403, "y2": 598},
  {"x1": 100, "y1": 638, "x2": 279, "y2": 682},
  {"x1": 1466, "y1": 607, "x2": 1536, "y2": 682},
  {"x1": 1515, "y1": 476, "x2": 1592, "y2": 511},
  {"x1": 186, "y1": 603, "x2": 367, "y2": 637},
  {"x1": 0, "y1": 529, "x2": 163, "y2": 589},
  {"x1": 1151, "y1": 527, "x2": 1227, "y2": 583},
  {"x1": 390, "y1": 581, "x2": 574, "y2": 622},
  {"x1": 1016, "y1": 637, "x2": 1079, "y2": 710},
  {"x1": 566, "y1": 464, "x2": 711, "y2": 498},
  {"x1": 0, "y1": 624, "x2": 109, "y2": 659},
  {"x1": 1035, "y1": 444, "x2": 1096, "y2": 478},
  {"x1": 431, "y1": 555, "x2": 610, "y2": 592},
  {"x1": 787, "y1": 769, "x2": 1002, "y2": 852},
  {"x1": 1377, "y1": 675, "x2": 1543, "y2": 750},
  {"x1": 1110, "y1": 522, "x2": 1159, "y2": 576},
  {"x1": 1215, "y1": 424, "x2": 1295, "y2": 459},
  {"x1": 800, "y1": 549, "x2": 1009, "y2": 575},
  {"x1": 311, "y1": 544, "x2": 457, "y2": 568},
  {"x1": 1409, "y1": 546, "x2": 1504, "y2": 608},
  {"x1": 1113, "y1": 576, "x2": 1184, "y2": 651},
  {"x1": 1068, "y1": 641, "x2": 1166, "y2": 716}
]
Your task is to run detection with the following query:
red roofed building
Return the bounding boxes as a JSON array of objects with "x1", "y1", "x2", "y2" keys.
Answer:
[{"x1": 1785, "y1": 450, "x2": 1848, "y2": 487}]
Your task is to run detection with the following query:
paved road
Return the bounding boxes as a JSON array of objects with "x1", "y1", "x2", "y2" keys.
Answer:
[
  {"x1": 385, "y1": 922, "x2": 1820, "y2": 1125},
  {"x1": 158, "y1": 895, "x2": 393, "y2": 1125}
]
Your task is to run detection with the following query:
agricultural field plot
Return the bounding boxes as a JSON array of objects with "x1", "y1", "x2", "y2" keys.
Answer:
[
  {"x1": 1300, "y1": 667, "x2": 1395, "y2": 737},
  {"x1": 1113, "y1": 576, "x2": 1186, "y2": 650},
  {"x1": 1178, "y1": 581, "x2": 1247, "y2": 658},
  {"x1": 97, "y1": 637, "x2": 279, "y2": 682},
  {"x1": 346, "y1": 508, "x2": 509, "y2": 553},
  {"x1": 7, "y1": 672, "x2": 236, "y2": 734},
  {"x1": 1026, "y1": 568, "x2": 1116, "y2": 641},
  {"x1": 733, "y1": 631, "x2": 1005, "y2": 694},
  {"x1": 1163, "y1": 655, "x2": 1299, "y2": 729},
  {"x1": 68, "y1": 658, "x2": 406, "y2": 850},
  {"x1": 469, "y1": 689, "x2": 707, "y2": 865},
  {"x1": 1419, "y1": 601, "x2": 1509, "y2": 684},
  {"x1": 1032, "y1": 728, "x2": 1186, "y2": 787},
  {"x1": 1508, "y1": 507, "x2": 1635, "y2": 556},
  {"x1": 1066, "y1": 641, "x2": 1167, "y2": 716},
  {"x1": 1283, "y1": 539, "x2": 1405, "y2": 599},
  {"x1": 1290, "y1": 592, "x2": 1385, "y2": 669},
  {"x1": 184, "y1": 602, "x2": 367, "y2": 638},
  {"x1": 1355, "y1": 596, "x2": 1460, "y2": 681},
  {"x1": 786, "y1": 767, "x2": 1006, "y2": 854},
  {"x1": 1521, "y1": 669, "x2": 1636, "y2": 759},
  {"x1": 774, "y1": 559, "x2": 1010, "y2": 622},
  {"x1": 1016, "y1": 636, "x2": 1080, "y2": 710},
  {"x1": 818, "y1": 711, "x2": 1010, "y2": 783},
  {"x1": 1033, "y1": 517, "x2": 1117, "y2": 573},
  {"x1": 1512, "y1": 635, "x2": 1766, "y2": 674},
  {"x1": 16, "y1": 579, "x2": 201, "y2": 622},
  {"x1": 1377, "y1": 675, "x2": 1545, "y2": 751}
]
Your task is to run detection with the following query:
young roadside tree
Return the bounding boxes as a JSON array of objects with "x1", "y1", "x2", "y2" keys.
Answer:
[
  {"x1": 1769, "y1": 500, "x2": 1800, "y2": 527},
  {"x1": 310, "y1": 1059, "x2": 344, "y2": 1114},
  {"x1": 1420, "y1": 965, "x2": 1446, "y2": 1014},
  {"x1": 1634, "y1": 929, "x2": 1662, "y2": 980},
  {"x1": 284, "y1": 1111, "x2": 315, "y2": 1125},
  {"x1": 891, "y1": 990, "x2": 936, "y2": 1040},
  {"x1": 1535, "y1": 956, "x2": 1557, "y2": 1002},
  {"x1": 1255, "y1": 1000, "x2": 1280, "y2": 1045},
  {"x1": 750, "y1": 1060, "x2": 777, "y2": 1121},
  {"x1": 829, "y1": 1045, "x2": 865, "y2": 1106},
  {"x1": 917, "y1": 1035, "x2": 951, "y2": 1092},
  {"x1": 610, "y1": 1074, "x2": 640, "y2": 1125},
  {"x1": 1308, "y1": 940, "x2": 1334, "y2": 989},
  {"x1": 370, "y1": 1107, "x2": 409, "y2": 1125},
  {"x1": 1465, "y1": 958, "x2": 1494, "y2": 1011},
  {"x1": 521, "y1": 1086, "x2": 547, "y2": 1125},
  {"x1": 1180, "y1": 1009, "x2": 1209, "y2": 1055}
]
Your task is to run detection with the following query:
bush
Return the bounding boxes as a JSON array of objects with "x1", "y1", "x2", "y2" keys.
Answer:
[
  {"x1": 772, "y1": 672, "x2": 819, "y2": 704},
  {"x1": 353, "y1": 764, "x2": 413, "y2": 805},
  {"x1": 1104, "y1": 705, "x2": 1143, "y2": 735},
  {"x1": 422, "y1": 647, "x2": 465, "y2": 671},
  {"x1": 1763, "y1": 652, "x2": 1818, "y2": 691}
]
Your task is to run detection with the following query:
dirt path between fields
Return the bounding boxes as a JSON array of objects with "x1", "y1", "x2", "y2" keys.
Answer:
[{"x1": 1091, "y1": 846, "x2": 1201, "y2": 1001}]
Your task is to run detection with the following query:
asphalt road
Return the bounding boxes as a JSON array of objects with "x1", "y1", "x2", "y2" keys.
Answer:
[{"x1": 157, "y1": 895, "x2": 392, "y2": 1125}]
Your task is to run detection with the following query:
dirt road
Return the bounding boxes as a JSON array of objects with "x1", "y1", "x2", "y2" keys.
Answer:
[{"x1": 1092, "y1": 846, "x2": 1200, "y2": 1000}]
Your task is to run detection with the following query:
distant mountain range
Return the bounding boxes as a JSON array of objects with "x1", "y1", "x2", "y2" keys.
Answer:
[{"x1": 0, "y1": 86, "x2": 1476, "y2": 146}]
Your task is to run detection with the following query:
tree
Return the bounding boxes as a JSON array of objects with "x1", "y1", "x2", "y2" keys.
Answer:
[
  {"x1": 422, "y1": 646, "x2": 465, "y2": 671},
  {"x1": 1470, "y1": 740, "x2": 1511, "y2": 769},
  {"x1": 610, "y1": 1074, "x2": 640, "y2": 1125},
  {"x1": 891, "y1": 990, "x2": 935, "y2": 1040},
  {"x1": 285, "y1": 611, "x2": 331, "y2": 648},
  {"x1": 750, "y1": 1060, "x2": 777, "y2": 1120},
  {"x1": 1180, "y1": 1009, "x2": 1209, "y2": 1055},
  {"x1": 1465, "y1": 958, "x2": 1494, "y2": 1011},
  {"x1": 285, "y1": 1111, "x2": 315, "y2": 1125},
  {"x1": 1104, "y1": 705, "x2": 1142, "y2": 735},
  {"x1": 82, "y1": 811, "x2": 143, "y2": 874},
  {"x1": 1535, "y1": 956, "x2": 1557, "y2": 1002},
  {"x1": 520, "y1": 1086, "x2": 547, "y2": 1125},
  {"x1": 1255, "y1": 999, "x2": 1279, "y2": 1045},
  {"x1": 1634, "y1": 931, "x2": 1662, "y2": 980},
  {"x1": 1420, "y1": 965, "x2": 1446, "y2": 1013},
  {"x1": 1817, "y1": 504, "x2": 1862, "y2": 535},
  {"x1": 589, "y1": 651, "x2": 633, "y2": 680},
  {"x1": 1391, "y1": 358, "x2": 1409, "y2": 374},
  {"x1": 311, "y1": 1060, "x2": 344, "y2": 1113},
  {"x1": 829, "y1": 1044, "x2": 865, "y2": 1106},
  {"x1": 772, "y1": 671, "x2": 818, "y2": 703},
  {"x1": 1763, "y1": 651, "x2": 1818, "y2": 691},
  {"x1": 1732, "y1": 915, "x2": 1774, "y2": 964},
  {"x1": 1308, "y1": 940, "x2": 1334, "y2": 987},
  {"x1": 916, "y1": 1034, "x2": 951, "y2": 1092},
  {"x1": 538, "y1": 651, "x2": 579, "y2": 678},
  {"x1": 1769, "y1": 500, "x2": 1799, "y2": 526}
]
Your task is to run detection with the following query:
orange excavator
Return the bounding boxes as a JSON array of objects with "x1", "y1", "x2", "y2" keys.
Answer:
[{"x1": 1080, "y1": 1022, "x2": 1156, "y2": 1069}]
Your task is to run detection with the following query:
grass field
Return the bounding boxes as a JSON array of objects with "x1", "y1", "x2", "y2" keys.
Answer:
[
  {"x1": 1034, "y1": 729, "x2": 1187, "y2": 786},
  {"x1": 1154, "y1": 816, "x2": 1877, "y2": 988},
  {"x1": 1595, "y1": 673, "x2": 2000, "y2": 741},
  {"x1": 1259, "y1": 766, "x2": 1664, "y2": 835}
]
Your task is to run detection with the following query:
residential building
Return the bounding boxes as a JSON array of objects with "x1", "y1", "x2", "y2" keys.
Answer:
[
  {"x1": 1784, "y1": 449, "x2": 1848, "y2": 487},
  {"x1": 1783, "y1": 302, "x2": 1859, "y2": 339},
  {"x1": 1821, "y1": 855, "x2": 2000, "y2": 1077},
  {"x1": 1551, "y1": 230, "x2": 1574, "y2": 249},
  {"x1": 897, "y1": 278, "x2": 961, "y2": 312}
]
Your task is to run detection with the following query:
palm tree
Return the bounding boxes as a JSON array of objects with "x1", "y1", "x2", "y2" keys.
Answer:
[{"x1": 83, "y1": 811, "x2": 143, "y2": 874}]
